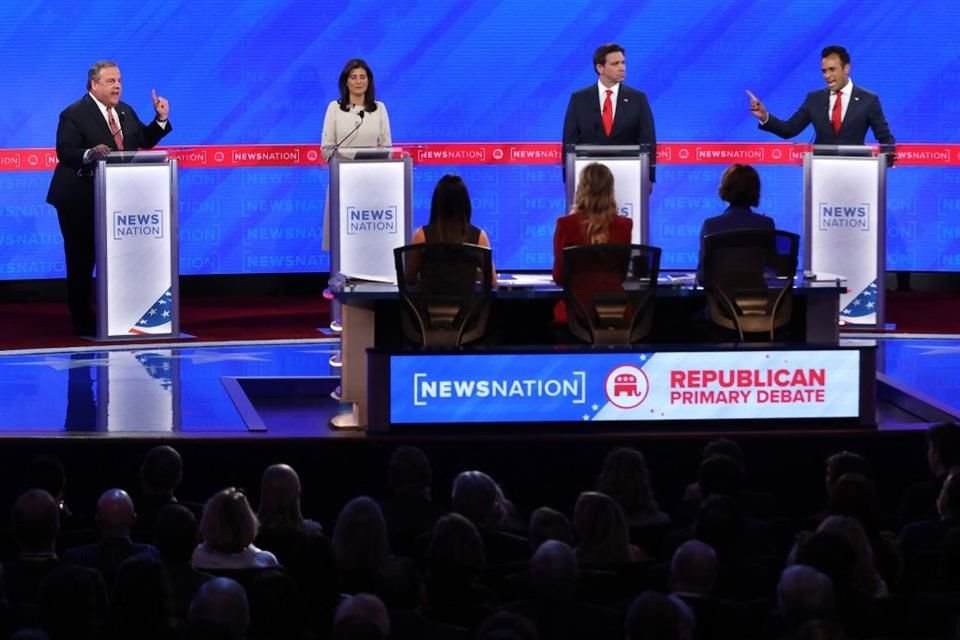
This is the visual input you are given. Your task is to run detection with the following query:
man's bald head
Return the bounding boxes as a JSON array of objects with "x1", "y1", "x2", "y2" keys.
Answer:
[{"x1": 96, "y1": 488, "x2": 136, "y2": 536}]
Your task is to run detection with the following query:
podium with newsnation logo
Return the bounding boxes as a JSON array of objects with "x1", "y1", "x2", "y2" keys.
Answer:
[
  {"x1": 329, "y1": 148, "x2": 412, "y2": 282},
  {"x1": 329, "y1": 148, "x2": 412, "y2": 429},
  {"x1": 564, "y1": 144, "x2": 651, "y2": 244},
  {"x1": 94, "y1": 151, "x2": 179, "y2": 340},
  {"x1": 804, "y1": 146, "x2": 890, "y2": 328}
]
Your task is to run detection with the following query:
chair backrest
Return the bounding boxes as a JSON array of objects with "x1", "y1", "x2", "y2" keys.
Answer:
[
  {"x1": 561, "y1": 243, "x2": 661, "y2": 344},
  {"x1": 393, "y1": 242, "x2": 494, "y2": 348},
  {"x1": 701, "y1": 229, "x2": 800, "y2": 341}
]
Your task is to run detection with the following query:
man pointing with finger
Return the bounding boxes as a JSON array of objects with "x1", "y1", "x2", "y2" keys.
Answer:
[
  {"x1": 46, "y1": 61, "x2": 172, "y2": 335},
  {"x1": 749, "y1": 45, "x2": 894, "y2": 147}
]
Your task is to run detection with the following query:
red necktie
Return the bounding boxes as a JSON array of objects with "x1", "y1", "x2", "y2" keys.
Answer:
[
  {"x1": 831, "y1": 91, "x2": 842, "y2": 135},
  {"x1": 107, "y1": 107, "x2": 124, "y2": 150},
  {"x1": 602, "y1": 89, "x2": 613, "y2": 137}
]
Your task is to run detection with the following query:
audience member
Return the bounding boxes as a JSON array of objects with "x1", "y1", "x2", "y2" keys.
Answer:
[
  {"x1": 246, "y1": 567, "x2": 308, "y2": 640},
  {"x1": 5, "y1": 490, "x2": 64, "y2": 629},
  {"x1": 596, "y1": 447, "x2": 670, "y2": 555},
  {"x1": 900, "y1": 422, "x2": 960, "y2": 526},
  {"x1": 624, "y1": 590, "x2": 695, "y2": 640},
  {"x1": 450, "y1": 470, "x2": 529, "y2": 567},
  {"x1": 184, "y1": 576, "x2": 250, "y2": 640},
  {"x1": 776, "y1": 565, "x2": 836, "y2": 637},
  {"x1": 476, "y1": 611, "x2": 538, "y2": 640},
  {"x1": 37, "y1": 564, "x2": 108, "y2": 640},
  {"x1": 134, "y1": 445, "x2": 201, "y2": 541},
  {"x1": 333, "y1": 592, "x2": 390, "y2": 640},
  {"x1": 425, "y1": 513, "x2": 498, "y2": 628},
  {"x1": 153, "y1": 504, "x2": 213, "y2": 621},
  {"x1": 109, "y1": 555, "x2": 178, "y2": 640},
  {"x1": 63, "y1": 488, "x2": 160, "y2": 588},
  {"x1": 379, "y1": 446, "x2": 444, "y2": 557},
  {"x1": 572, "y1": 491, "x2": 644, "y2": 567},
  {"x1": 192, "y1": 488, "x2": 278, "y2": 573},
  {"x1": 527, "y1": 506, "x2": 574, "y2": 551},
  {"x1": 332, "y1": 495, "x2": 392, "y2": 594}
]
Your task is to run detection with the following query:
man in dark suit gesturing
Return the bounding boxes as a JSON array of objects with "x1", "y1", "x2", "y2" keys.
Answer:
[
  {"x1": 749, "y1": 45, "x2": 894, "y2": 147},
  {"x1": 562, "y1": 43, "x2": 657, "y2": 183},
  {"x1": 46, "y1": 61, "x2": 172, "y2": 335}
]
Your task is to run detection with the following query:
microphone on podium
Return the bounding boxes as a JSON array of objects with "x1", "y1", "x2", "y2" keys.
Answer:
[{"x1": 326, "y1": 111, "x2": 365, "y2": 160}]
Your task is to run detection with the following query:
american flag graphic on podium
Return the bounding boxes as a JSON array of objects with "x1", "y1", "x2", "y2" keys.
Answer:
[
  {"x1": 841, "y1": 280, "x2": 878, "y2": 319},
  {"x1": 129, "y1": 289, "x2": 173, "y2": 335}
]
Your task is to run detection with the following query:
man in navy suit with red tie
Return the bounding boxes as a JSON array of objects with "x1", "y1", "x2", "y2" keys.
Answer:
[
  {"x1": 749, "y1": 45, "x2": 895, "y2": 147},
  {"x1": 46, "y1": 61, "x2": 172, "y2": 335},
  {"x1": 562, "y1": 43, "x2": 657, "y2": 183}
]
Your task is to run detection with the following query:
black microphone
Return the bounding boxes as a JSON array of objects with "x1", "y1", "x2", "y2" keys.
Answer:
[{"x1": 327, "y1": 111, "x2": 365, "y2": 160}]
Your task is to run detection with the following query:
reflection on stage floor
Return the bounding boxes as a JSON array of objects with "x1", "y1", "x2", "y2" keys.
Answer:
[{"x1": 0, "y1": 335, "x2": 958, "y2": 438}]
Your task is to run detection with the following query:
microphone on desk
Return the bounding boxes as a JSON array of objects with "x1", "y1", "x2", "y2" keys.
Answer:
[{"x1": 326, "y1": 111, "x2": 365, "y2": 160}]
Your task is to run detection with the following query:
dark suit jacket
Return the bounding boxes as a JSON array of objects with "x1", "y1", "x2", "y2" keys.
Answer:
[
  {"x1": 46, "y1": 94, "x2": 172, "y2": 210},
  {"x1": 759, "y1": 84, "x2": 894, "y2": 145},
  {"x1": 562, "y1": 83, "x2": 657, "y2": 181},
  {"x1": 696, "y1": 206, "x2": 775, "y2": 281}
]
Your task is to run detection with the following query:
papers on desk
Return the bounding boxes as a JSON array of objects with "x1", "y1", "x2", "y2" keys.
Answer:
[
  {"x1": 805, "y1": 272, "x2": 847, "y2": 282},
  {"x1": 497, "y1": 273, "x2": 556, "y2": 286},
  {"x1": 659, "y1": 273, "x2": 698, "y2": 285}
]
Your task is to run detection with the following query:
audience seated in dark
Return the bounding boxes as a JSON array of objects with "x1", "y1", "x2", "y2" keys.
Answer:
[
  {"x1": 670, "y1": 539, "x2": 749, "y2": 640},
  {"x1": 153, "y1": 504, "x2": 213, "y2": 622},
  {"x1": 183, "y1": 576, "x2": 249, "y2": 640},
  {"x1": 904, "y1": 525, "x2": 960, "y2": 638},
  {"x1": 596, "y1": 447, "x2": 670, "y2": 555},
  {"x1": 573, "y1": 491, "x2": 646, "y2": 568},
  {"x1": 133, "y1": 445, "x2": 202, "y2": 542},
  {"x1": 332, "y1": 495, "x2": 392, "y2": 594},
  {"x1": 62, "y1": 488, "x2": 160, "y2": 588},
  {"x1": 255, "y1": 462, "x2": 338, "y2": 632},
  {"x1": 37, "y1": 564, "x2": 108, "y2": 640},
  {"x1": 695, "y1": 163, "x2": 775, "y2": 283},
  {"x1": 246, "y1": 567, "x2": 310, "y2": 640},
  {"x1": 23, "y1": 454, "x2": 91, "y2": 553},
  {"x1": 899, "y1": 421, "x2": 960, "y2": 527},
  {"x1": 374, "y1": 555, "x2": 471, "y2": 640},
  {"x1": 5, "y1": 490, "x2": 65, "y2": 630},
  {"x1": 501, "y1": 540, "x2": 618, "y2": 640},
  {"x1": 379, "y1": 446, "x2": 444, "y2": 558},
  {"x1": 447, "y1": 470, "x2": 529, "y2": 569},
  {"x1": 192, "y1": 487, "x2": 278, "y2": 583},
  {"x1": 333, "y1": 592, "x2": 390, "y2": 640},
  {"x1": 108, "y1": 555, "x2": 179, "y2": 640},
  {"x1": 527, "y1": 506, "x2": 574, "y2": 552},
  {"x1": 425, "y1": 513, "x2": 499, "y2": 628},
  {"x1": 475, "y1": 610, "x2": 537, "y2": 640},
  {"x1": 624, "y1": 590, "x2": 695, "y2": 640},
  {"x1": 774, "y1": 564, "x2": 836, "y2": 639}
]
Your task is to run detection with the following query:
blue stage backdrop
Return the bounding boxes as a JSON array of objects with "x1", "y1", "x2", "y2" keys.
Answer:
[{"x1": 1, "y1": 1, "x2": 958, "y2": 279}]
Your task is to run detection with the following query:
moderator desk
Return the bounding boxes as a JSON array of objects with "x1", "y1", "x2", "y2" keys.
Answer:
[{"x1": 329, "y1": 271, "x2": 846, "y2": 428}]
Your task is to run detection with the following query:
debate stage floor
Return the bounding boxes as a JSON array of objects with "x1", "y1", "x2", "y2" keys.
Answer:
[{"x1": 0, "y1": 335, "x2": 958, "y2": 439}]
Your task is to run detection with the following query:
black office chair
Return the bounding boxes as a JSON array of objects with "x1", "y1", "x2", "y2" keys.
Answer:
[
  {"x1": 393, "y1": 242, "x2": 494, "y2": 348},
  {"x1": 561, "y1": 243, "x2": 661, "y2": 345},
  {"x1": 701, "y1": 229, "x2": 800, "y2": 341}
]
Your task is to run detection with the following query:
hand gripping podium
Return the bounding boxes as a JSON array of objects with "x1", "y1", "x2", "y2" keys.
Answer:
[
  {"x1": 564, "y1": 144, "x2": 651, "y2": 244},
  {"x1": 803, "y1": 145, "x2": 890, "y2": 327},
  {"x1": 94, "y1": 151, "x2": 179, "y2": 340},
  {"x1": 328, "y1": 147, "x2": 412, "y2": 429}
]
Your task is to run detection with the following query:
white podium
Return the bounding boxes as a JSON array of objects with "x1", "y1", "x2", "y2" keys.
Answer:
[
  {"x1": 328, "y1": 148, "x2": 412, "y2": 429},
  {"x1": 94, "y1": 151, "x2": 179, "y2": 340},
  {"x1": 803, "y1": 146, "x2": 889, "y2": 327},
  {"x1": 564, "y1": 144, "x2": 651, "y2": 244},
  {"x1": 329, "y1": 148, "x2": 413, "y2": 282}
]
